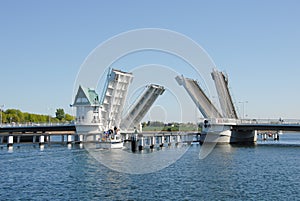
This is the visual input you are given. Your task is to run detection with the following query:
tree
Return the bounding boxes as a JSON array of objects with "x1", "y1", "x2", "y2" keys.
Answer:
[
  {"x1": 141, "y1": 122, "x2": 147, "y2": 128},
  {"x1": 65, "y1": 114, "x2": 75, "y2": 122},
  {"x1": 55, "y1": 108, "x2": 65, "y2": 121}
]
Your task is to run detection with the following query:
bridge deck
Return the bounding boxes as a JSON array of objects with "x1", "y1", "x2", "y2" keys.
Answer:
[
  {"x1": 0, "y1": 124, "x2": 76, "y2": 134},
  {"x1": 233, "y1": 124, "x2": 300, "y2": 131}
]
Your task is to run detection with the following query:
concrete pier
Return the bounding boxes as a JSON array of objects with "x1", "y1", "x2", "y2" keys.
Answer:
[
  {"x1": 17, "y1": 136, "x2": 21, "y2": 144},
  {"x1": 131, "y1": 134, "x2": 138, "y2": 152},
  {"x1": 33, "y1": 135, "x2": 37, "y2": 144},
  {"x1": 168, "y1": 135, "x2": 172, "y2": 146},
  {"x1": 7, "y1": 135, "x2": 13, "y2": 148},
  {"x1": 75, "y1": 134, "x2": 83, "y2": 144},
  {"x1": 138, "y1": 136, "x2": 144, "y2": 151},
  {"x1": 150, "y1": 136, "x2": 155, "y2": 149},
  {"x1": 160, "y1": 136, "x2": 164, "y2": 147},
  {"x1": 46, "y1": 136, "x2": 50, "y2": 144},
  {"x1": 39, "y1": 135, "x2": 45, "y2": 146},
  {"x1": 67, "y1": 135, "x2": 73, "y2": 144}
]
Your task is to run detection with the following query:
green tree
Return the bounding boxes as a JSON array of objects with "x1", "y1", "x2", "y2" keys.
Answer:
[
  {"x1": 5, "y1": 109, "x2": 24, "y2": 123},
  {"x1": 141, "y1": 122, "x2": 147, "y2": 128},
  {"x1": 65, "y1": 114, "x2": 75, "y2": 122},
  {"x1": 55, "y1": 108, "x2": 65, "y2": 121},
  {"x1": 1, "y1": 111, "x2": 6, "y2": 124}
]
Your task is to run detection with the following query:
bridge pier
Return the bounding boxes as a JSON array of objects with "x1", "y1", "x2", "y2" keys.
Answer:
[
  {"x1": 150, "y1": 136, "x2": 155, "y2": 149},
  {"x1": 7, "y1": 135, "x2": 13, "y2": 148},
  {"x1": 274, "y1": 132, "x2": 279, "y2": 141},
  {"x1": 67, "y1": 135, "x2": 73, "y2": 149},
  {"x1": 74, "y1": 134, "x2": 84, "y2": 148},
  {"x1": 46, "y1": 136, "x2": 50, "y2": 145},
  {"x1": 160, "y1": 136, "x2": 164, "y2": 147},
  {"x1": 39, "y1": 135, "x2": 45, "y2": 146},
  {"x1": 17, "y1": 136, "x2": 21, "y2": 144},
  {"x1": 131, "y1": 134, "x2": 138, "y2": 152},
  {"x1": 263, "y1": 133, "x2": 267, "y2": 141},
  {"x1": 175, "y1": 135, "x2": 180, "y2": 146},
  {"x1": 67, "y1": 135, "x2": 73, "y2": 144},
  {"x1": 167, "y1": 135, "x2": 172, "y2": 146},
  {"x1": 33, "y1": 135, "x2": 37, "y2": 144},
  {"x1": 138, "y1": 136, "x2": 144, "y2": 151},
  {"x1": 229, "y1": 130, "x2": 257, "y2": 144}
]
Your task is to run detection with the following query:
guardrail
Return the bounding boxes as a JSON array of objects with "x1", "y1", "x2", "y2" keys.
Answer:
[
  {"x1": 198, "y1": 118, "x2": 300, "y2": 125},
  {"x1": 0, "y1": 122, "x2": 75, "y2": 128}
]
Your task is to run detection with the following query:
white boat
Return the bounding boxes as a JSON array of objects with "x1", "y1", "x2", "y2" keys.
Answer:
[{"x1": 98, "y1": 134, "x2": 124, "y2": 149}]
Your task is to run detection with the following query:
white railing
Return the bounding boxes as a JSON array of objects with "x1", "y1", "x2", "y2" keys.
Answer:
[
  {"x1": 198, "y1": 118, "x2": 300, "y2": 125},
  {"x1": 0, "y1": 122, "x2": 74, "y2": 128}
]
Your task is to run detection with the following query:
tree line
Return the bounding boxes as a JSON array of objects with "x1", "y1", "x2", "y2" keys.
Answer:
[
  {"x1": 0, "y1": 108, "x2": 74, "y2": 124},
  {"x1": 141, "y1": 121, "x2": 201, "y2": 132}
]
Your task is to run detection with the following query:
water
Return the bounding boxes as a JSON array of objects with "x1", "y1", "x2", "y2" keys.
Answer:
[{"x1": 0, "y1": 134, "x2": 300, "y2": 200}]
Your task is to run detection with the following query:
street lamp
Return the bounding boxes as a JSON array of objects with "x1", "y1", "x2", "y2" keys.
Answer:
[
  {"x1": 238, "y1": 101, "x2": 248, "y2": 119},
  {"x1": 0, "y1": 105, "x2": 4, "y2": 127}
]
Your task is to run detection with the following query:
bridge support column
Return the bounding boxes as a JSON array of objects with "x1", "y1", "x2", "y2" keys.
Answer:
[
  {"x1": 168, "y1": 135, "x2": 172, "y2": 146},
  {"x1": 46, "y1": 136, "x2": 50, "y2": 145},
  {"x1": 0, "y1": 136, "x2": 3, "y2": 144},
  {"x1": 252, "y1": 130, "x2": 257, "y2": 142},
  {"x1": 138, "y1": 136, "x2": 144, "y2": 151},
  {"x1": 274, "y1": 132, "x2": 279, "y2": 141},
  {"x1": 160, "y1": 136, "x2": 164, "y2": 147},
  {"x1": 17, "y1": 136, "x2": 21, "y2": 144},
  {"x1": 263, "y1": 133, "x2": 267, "y2": 141},
  {"x1": 175, "y1": 135, "x2": 180, "y2": 146},
  {"x1": 33, "y1": 135, "x2": 37, "y2": 144},
  {"x1": 7, "y1": 135, "x2": 13, "y2": 148},
  {"x1": 40, "y1": 136, "x2": 45, "y2": 150},
  {"x1": 67, "y1": 135, "x2": 73, "y2": 145},
  {"x1": 131, "y1": 134, "x2": 138, "y2": 152},
  {"x1": 150, "y1": 136, "x2": 155, "y2": 149},
  {"x1": 79, "y1": 135, "x2": 83, "y2": 143},
  {"x1": 39, "y1": 135, "x2": 45, "y2": 145},
  {"x1": 277, "y1": 131, "x2": 281, "y2": 140}
]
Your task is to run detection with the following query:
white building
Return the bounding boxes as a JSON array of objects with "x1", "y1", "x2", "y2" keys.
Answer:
[{"x1": 72, "y1": 85, "x2": 102, "y2": 135}]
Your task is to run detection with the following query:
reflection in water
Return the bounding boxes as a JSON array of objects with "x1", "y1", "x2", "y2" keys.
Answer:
[
  {"x1": 85, "y1": 142, "x2": 190, "y2": 174},
  {"x1": 7, "y1": 146, "x2": 13, "y2": 153}
]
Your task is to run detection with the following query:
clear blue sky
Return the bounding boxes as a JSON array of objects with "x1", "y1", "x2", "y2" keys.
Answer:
[{"x1": 1, "y1": 0, "x2": 300, "y2": 121}]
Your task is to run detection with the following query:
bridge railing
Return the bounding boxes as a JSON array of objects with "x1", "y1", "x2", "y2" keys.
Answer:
[
  {"x1": 198, "y1": 118, "x2": 300, "y2": 125},
  {"x1": 247, "y1": 119, "x2": 300, "y2": 125},
  {"x1": 0, "y1": 122, "x2": 75, "y2": 128}
]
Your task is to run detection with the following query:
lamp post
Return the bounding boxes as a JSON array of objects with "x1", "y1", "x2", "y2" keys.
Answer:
[
  {"x1": 0, "y1": 105, "x2": 4, "y2": 127},
  {"x1": 239, "y1": 101, "x2": 248, "y2": 120}
]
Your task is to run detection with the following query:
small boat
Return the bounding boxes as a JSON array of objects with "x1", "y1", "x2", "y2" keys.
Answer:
[
  {"x1": 98, "y1": 128, "x2": 124, "y2": 149},
  {"x1": 98, "y1": 134, "x2": 123, "y2": 149}
]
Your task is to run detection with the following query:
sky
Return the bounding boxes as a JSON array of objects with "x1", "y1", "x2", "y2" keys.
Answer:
[{"x1": 1, "y1": 0, "x2": 300, "y2": 122}]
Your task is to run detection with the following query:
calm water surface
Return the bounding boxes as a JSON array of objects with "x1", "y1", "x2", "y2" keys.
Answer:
[{"x1": 0, "y1": 133, "x2": 299, "y2": 200}]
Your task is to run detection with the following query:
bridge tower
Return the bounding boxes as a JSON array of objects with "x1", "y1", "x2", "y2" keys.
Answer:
[
  {"x1": 72, "y1": 85, "x2": 102, "y2": 136},
  {"x1": 175, "y1": 75, "x2": 222, "y2": 118},
  {"x1": 211, "y1": 69, "x2": 238, "y2": 119},
  {"x1": 100, "y1": 69, "x2": 133, "y2": 131}
]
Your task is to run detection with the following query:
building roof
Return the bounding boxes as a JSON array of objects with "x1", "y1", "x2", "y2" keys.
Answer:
[{"x1": 73, "y1": 85, "x2": 100, "y2": 106}]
